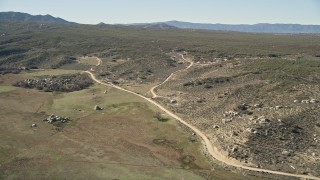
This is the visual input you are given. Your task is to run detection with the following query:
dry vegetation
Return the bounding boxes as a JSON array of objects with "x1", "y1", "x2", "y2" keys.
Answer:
[{"x1": 155, "y1": 56, "x2": 320, "y2": 177}]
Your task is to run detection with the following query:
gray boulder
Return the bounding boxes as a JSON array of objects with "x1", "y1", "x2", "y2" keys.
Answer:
[
  {"x1": 169, "y1": 99, "x2": 177, "y2": 104},
  {"x1": 94, "y1": 105, "x2": 103, "y2": 110},
  {"x1": 282, "y1": 150, "x2": 292, "y2": 156}
]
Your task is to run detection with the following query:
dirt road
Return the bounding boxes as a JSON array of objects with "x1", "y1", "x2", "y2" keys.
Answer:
[
  {"x1": 150, "y1": 53, "x2": 194, "y2": 98},
  {"x1": 85, "y1": 57, "x2": 320, "y2": 180}
]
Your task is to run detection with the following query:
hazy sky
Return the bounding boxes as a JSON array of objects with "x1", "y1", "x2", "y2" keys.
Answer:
[{"x1": 1, "y1": 0, "x2": 319, "y2": 25}]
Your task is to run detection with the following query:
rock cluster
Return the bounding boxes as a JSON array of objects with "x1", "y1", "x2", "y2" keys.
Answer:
[
  {"x1": 44, "y1": 114, "x2": 70, "y2": 124},
  {"x1": 222, "y1": 118, "x2": 233, "y2": 124},
  {"x1": 299, "y1": 99, "x2": 318, "y2": 104},
  {"x1": 14, "y1": 74, "x2": 93, "y2": 92},
  {"x1": 223, "y1": 110, "x2": 239, "y2": 117},
  {"x1": 21, "y1": 78, "x2": 71, "y2": 89}
]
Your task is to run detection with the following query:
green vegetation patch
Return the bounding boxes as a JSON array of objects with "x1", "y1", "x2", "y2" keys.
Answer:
[
  {"x1": 0, "y1": 86, "x2": 15, "y2": 93},
  {"x1": 179, "y1": 155, "x2": 199, "y2": 169},
  {"x1": 153, "y1": 112, "x2": 170, "y2": 122}
]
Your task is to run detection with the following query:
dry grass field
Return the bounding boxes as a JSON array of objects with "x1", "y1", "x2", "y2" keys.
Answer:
[{"x1": 0, "y1": 70, "x2": 266, "y2": 179}]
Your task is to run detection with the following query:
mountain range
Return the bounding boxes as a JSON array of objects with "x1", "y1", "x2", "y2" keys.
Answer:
[
  {"x1": 1, "y1": 11, "x2": 320, "y2": 33},
  {"x1": 0, "y1": 11, "x2": 73, "y2": 24},
  {"x1": 164, "y1": 21, "x2": 320, "y2": 33}
]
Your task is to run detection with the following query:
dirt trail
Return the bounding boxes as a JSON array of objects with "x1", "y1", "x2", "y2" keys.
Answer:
[
  {"x1": 150, "y1": 53, "x2": 193, "y2": 98},
  {"x1": 96, "y1": 57, "x2": 102, "y2": 66},
  {"x1": 84, "y1": 57, "x2": 320, "y2": 180}
]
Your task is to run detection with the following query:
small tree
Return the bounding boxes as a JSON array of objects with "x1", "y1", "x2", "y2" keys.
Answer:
[{"x1": 154, "y1": 112, "x2": 169, "y2": 122}]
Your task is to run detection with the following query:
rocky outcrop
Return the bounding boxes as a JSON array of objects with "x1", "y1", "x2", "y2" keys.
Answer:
[
  {"x1": 44, "y1": 114, "x2": 70, "y2": 124},
  {"x1": 14, "y1": 74, "x2": 93, "y2": 92}
]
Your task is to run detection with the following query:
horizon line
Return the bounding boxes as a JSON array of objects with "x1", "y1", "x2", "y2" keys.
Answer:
[{"x1": 1, "y1": 11, "x2": 320, "y2": 26}]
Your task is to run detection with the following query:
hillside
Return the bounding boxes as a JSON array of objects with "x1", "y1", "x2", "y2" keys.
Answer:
[
  {"x1": 1, "y1": 21, "x2": 319, "y2": 70},
  {"x1": 0, "y1": 11, "x2": 73, "y2": 24}
]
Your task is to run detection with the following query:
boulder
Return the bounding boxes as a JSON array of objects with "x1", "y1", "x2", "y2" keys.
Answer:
[
  {"x1": 282, "y1": 150, "x2": 292, "y2": 156},
  {"x1": 169, "y1": 99, "x2": 177, "y2": 104},
  {"x1": 258, "y1": 116, "x2": 271, "y2": 124},
  {"x1": 246, "y1": 128, "x2": 258, "y2": 134},
  {"x1": 254, "y1": 104, "x2": 262, "y2": 108},
  {"x1": 292, "y1": 126, "x2": 303, "y2": 134},
  {"x1": 213, "y1": 125, "x2": 220, "y2": 129},
  {"x1": 94, "y1": 105, "x2": 103, "y2": 110},
  {"x1": 231, "y1": 145, "x2": 238, "y2": 153},
  {"x1": 46, "y1": 114, "x2": 56, "y2": 124},
  {"x1": 310, "y1": 99, "x2": 318, "y2": 103},
  {"x1": 31, "y1": 124, "x2": 37, "y2": 128}
]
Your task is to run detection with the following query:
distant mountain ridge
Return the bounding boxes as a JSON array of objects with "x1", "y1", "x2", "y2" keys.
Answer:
[
  {"x1": 1, "y1": 12, "x2": 320, "y2": 33},
  {"x1": 134, "y1": 23, "x2": 177, "y2": 30},
  {"x1": 164, "y1": 21, "x2": 320, "y2": 33},
  {"x1": 0, "y1": 12, "x2": 73, "y2": 24}
]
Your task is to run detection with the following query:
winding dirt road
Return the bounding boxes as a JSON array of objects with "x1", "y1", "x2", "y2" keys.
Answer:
[
  {"x1": 84, "y1": 56, "x2": 320, "y2": 180},
  {"x1": 150, "y1": 54, "x2": 193, "y2": 98},
  {"x1": 89, "y1": 57, "x2": 101, "y2": 71}
]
